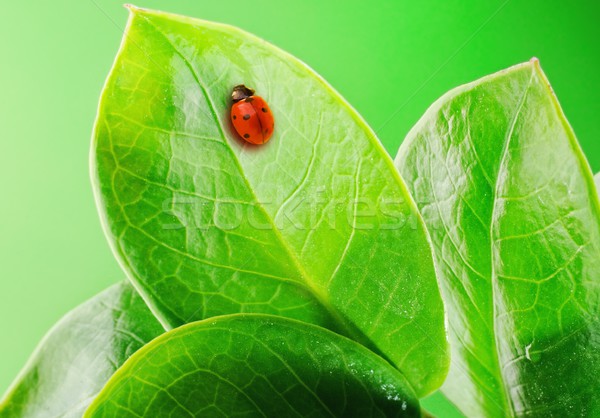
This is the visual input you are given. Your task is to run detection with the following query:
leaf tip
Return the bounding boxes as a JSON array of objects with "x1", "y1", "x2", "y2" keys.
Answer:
[
  {"x1": 530, "y1": 56, "x2": 541, "y2": 67},
  {"x1": 123, "y1": 3, "x2": 141, "y2": 12}
]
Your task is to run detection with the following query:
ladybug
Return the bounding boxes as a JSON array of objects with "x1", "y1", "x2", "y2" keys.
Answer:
[{"x1": 230, "y1": 84, "x2": 275, "y2": 145}]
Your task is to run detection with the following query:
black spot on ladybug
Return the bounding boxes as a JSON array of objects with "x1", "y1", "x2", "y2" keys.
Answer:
[
  {"x1": 243, "y1": 114, "x2": 251, "y2": 120},
  {"x1": 244, "y1": 133, "x2": 250, "y2": 139},
  {"x1": 262, "y1": 107, "x2": 268, "y2": 113},
  {"x1": 264, "y1": 129, "x2": 269, "y2": 134},
  {"x1": 233, "y1": 115, "x2": 237, "y2": 120}
]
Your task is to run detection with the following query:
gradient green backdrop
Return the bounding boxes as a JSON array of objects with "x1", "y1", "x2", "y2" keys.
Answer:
[{"x1": 1, "y1": 1, "x2": 598, "y2": 416}]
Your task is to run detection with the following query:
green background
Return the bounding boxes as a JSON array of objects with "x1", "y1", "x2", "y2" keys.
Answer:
[{"x1": 1, "y1": 1, "x2": 598, "y2": 416}]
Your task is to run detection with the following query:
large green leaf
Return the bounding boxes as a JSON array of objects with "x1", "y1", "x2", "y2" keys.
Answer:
[
  {"x1": 91, "y1": 6, "x2": 447, "y2": 395},
  {"x1": 85, "y1": 314, "x2": 420, "y2": 417},
  {"x1": 396, "y1": 60, "x2": 600, "y2": 416},
  {"x1": 0, "y1": 281, "x2": 163, "y2": 418}
]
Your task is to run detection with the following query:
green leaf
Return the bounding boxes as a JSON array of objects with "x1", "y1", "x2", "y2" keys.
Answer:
[
  {"x1": 595, "y1": 172, "x2": 600, "y2": 192},
  {"x1": 85, "y1": 314, "x2": 420, "y2": 417},
  {"x1": 395, "y1": 60, "x2": 600, "y2": 416},
  {"x1": 92, "y1": 6, "x2": 447, "y2": 395},
  {"x1": 0, "y1": 281, "x2": 164, "y2": 418}
]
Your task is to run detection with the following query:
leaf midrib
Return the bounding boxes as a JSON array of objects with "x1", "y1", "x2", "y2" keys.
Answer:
[{"x1": 488, "y1": 64, "x2": 536, "y2": 417}]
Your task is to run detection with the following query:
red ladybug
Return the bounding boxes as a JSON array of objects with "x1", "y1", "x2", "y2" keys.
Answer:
[{"x1": 230, "y1": 85, "x2": 275, "y2": 145}]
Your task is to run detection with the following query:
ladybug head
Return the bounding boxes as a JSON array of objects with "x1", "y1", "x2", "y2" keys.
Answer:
[{"x1": 231, "y1": 84, "x2": 255, "y2": 102}]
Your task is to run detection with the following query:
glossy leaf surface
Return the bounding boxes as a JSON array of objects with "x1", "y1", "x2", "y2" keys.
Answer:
[
  {"x1": 92, "y1": 6, "x2": 446, "y2": 394},
  {"x1": 396, "y1": 60, "x2": 600, "y2": 416},
  {"x1": 85, "y1": 314, "x2": 420, "y2": 417},
  {"x1": 0, "y1": 281, "x2": 163, "y2": 418}
]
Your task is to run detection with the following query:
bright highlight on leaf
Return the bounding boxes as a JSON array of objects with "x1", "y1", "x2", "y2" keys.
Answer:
[
  {"x1": 91, "y1": 6, "x2": 447, "y2": 396},
  {"x1": 396, "y1": 59, "x2": 600, "y2": 416},
  {"x1": 85, "y1": 314, "x2": 420, "y2": 418}
]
